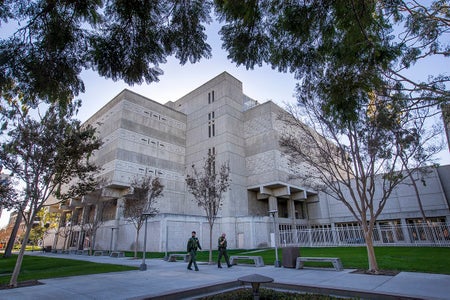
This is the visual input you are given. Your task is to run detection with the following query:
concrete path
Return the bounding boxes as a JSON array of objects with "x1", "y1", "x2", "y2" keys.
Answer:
[{"x1": 1, "y1": 251, "x2": 449, "y2": 300}]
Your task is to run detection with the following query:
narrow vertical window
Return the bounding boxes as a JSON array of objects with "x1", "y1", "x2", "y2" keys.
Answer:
[
  {"x1": 208, "y1": 147, "x2": 216, "y2": 174},
  {"x1": 208, "y1": 91, "x2": 215, "y2": 104},
  {"x1": 208, "y1": 111, "x2": 215, "y2": 138}
]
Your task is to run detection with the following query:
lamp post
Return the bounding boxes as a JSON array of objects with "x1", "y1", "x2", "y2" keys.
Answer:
[
  {"x1": 109, "y1": 227, "x2": 118, "y2": 254},
  {"x1": 139, "y1": 213, "x2": 150, "y2": 271},
  {"x1": 269, "y1": 210, "x2": 281, "y2": 267}
]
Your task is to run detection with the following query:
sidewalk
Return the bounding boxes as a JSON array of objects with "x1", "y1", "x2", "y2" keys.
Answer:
[{"x1": 1, "y1": 251, "x2": 449, "y2": 300}]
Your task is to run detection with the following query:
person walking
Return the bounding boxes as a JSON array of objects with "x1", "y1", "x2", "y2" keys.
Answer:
[
  {"x1": 217, "y1": 233, "x2": 232, "y2": 268},
  {"x1": 187, "y1": 231, "x2": 202, "y2": 271}
]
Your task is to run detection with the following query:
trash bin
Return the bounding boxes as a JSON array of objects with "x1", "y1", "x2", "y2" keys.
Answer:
[{"x1": 282, "y1": 247, "x2": 300, "y2": 268}]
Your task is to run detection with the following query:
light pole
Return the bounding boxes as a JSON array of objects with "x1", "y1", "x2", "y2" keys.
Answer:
[
  {"x1": 109, "y1": 227, "x2": 118, "y2": 254},
  {"x1": 269, "y1": 210, "x2": 281, "y2": 267},
  {"x1": 139, "y1": 213, "x2": 150, "y2": 271}
]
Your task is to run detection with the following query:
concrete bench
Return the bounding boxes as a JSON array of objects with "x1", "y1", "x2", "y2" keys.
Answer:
[
  {"x1": 93, "y1": 251, "x2": 109, "y2": 256},
  {"x1": 230, "y1": 255, "x2": 265, "y2": 267},
  {"x1": 167, "y1": 253, "x2": 190, "y2": 262},
  {"x1": 295, "y1": 257, "x2": 343, "y2": 271},
  {"x1": 110, "y1": 251, "x2": 125, "y2": 258}
]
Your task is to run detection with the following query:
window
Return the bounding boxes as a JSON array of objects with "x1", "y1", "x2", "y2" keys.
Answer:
[
  {"x1": 208, "y1": 111, "x2": 215, "y2": 137},
  {"x1": 208, "y1": 147, "x2": 216, "y2": 174},
  {"x1": 208, "y1": 90, "x2": 215, "y2": 104}
]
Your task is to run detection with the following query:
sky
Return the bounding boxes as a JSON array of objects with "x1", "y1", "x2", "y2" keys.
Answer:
[
  {"x1": 76, "y1": 24, "x2": 298, "y2": 122},
  {"x1": 1, "y1": 19, "x2": 449, "y2": 229}
]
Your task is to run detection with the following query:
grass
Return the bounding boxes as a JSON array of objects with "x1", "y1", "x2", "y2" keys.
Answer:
[
  {"x1": 0, "y1": 246, "x2": 449, "y2": 287},
  {"x1": 0, "y1": 255, "x2": 137, "y2": 286},
  {"x1": 192, "y1": 246, "x2": 450, "y2": 275}
]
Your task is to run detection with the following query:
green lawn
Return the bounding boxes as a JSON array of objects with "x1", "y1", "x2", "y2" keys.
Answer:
[
  {"x1": 193, "y1": 246, "x2": 450, "y2": 275},
  {"x1": 0, "y1": 255, "x2": 137, "y2": 286},
  {"x1": 1, "y1": 246, "x2": 449, "y2": 287}
]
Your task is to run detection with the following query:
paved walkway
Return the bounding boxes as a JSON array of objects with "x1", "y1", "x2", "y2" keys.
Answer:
[{"x1": 1, "y1": 251, "x2": 450, "y2": 299}]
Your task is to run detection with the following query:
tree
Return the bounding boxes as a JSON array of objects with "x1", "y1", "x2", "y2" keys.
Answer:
[
  {"x1": 279, "y1": 93, "x2": 442, "y2": 273},
  {"x1": 27, "y1": 208, "x2": 56, "y2": 250},
  {"x1": 79, "y1": 199, "x2": 116, "y2": 255},
  {"x1": 0, "y1": 0, "x2": 212, "y2": 106},
  {"x1": 0, "y1": 99, "x2": 101, "y2": 287},
  {"x1": 185, "y1": 152, "x2": 230, "y2": 264},
  {"x1": 215, "y1": 1, "x2": 449, "y2": 121},
  {"x1": 396, "y1": 105, "x2": 444, "y2": 223},
  {"x1": 0, "y1": 168, "x2": 17, "y2": 208},
  {"x1": 47, "y1": 210, "x2": 75, "y2": 252},
  {"x1": 124, "y1": 175, "x2": 163, "y2": 258},
  {"x1": 2, "y1": 1, "x2": 447, "y2": 119},
  {"x1": 0, "y1": 171, "x2": 19, "y2": 258}
]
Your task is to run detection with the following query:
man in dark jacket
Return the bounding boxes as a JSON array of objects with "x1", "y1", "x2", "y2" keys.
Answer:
[
  {"x1": 217, "y1": 233, "x2": 232, "y2": 268},
  {"x1": 187, "y1": 231, "x2": 202, "y2": 271}
]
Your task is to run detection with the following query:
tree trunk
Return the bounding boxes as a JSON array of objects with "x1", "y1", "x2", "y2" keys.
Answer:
[
  {"x1": 91, "y1": 231, "x2": 97, "y2": 254},
  {"x1": 364, "y1": 230, "x2": 379, "y2": 273},
  {"x1": 134, "y1": 227, "x2": 140, "y2": 258},
  {"x1": 9, "y1": 216, "x2": 34, "y2": 287},
  {"x1": 52, "y1": 225, "x2": 60, "y2": 251},
  {"x1": 3, "y1": 211, "x2": 23, "y2": 258},
  {"x1": 209, "y1": 223, "x2": 213, "y2": 264}
]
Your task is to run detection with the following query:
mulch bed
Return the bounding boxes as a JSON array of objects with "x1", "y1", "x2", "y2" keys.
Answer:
[
  {"x1": 0, "y1": 280, "x2": 43, "y2": 290},
  {"x1": 351, "y1": 269, "x2": 399, "y2": 276}
]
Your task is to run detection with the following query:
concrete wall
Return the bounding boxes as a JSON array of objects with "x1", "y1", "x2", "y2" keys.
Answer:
[{"x1": 315, "y1": 166, "x2": 450, "y2": 224}]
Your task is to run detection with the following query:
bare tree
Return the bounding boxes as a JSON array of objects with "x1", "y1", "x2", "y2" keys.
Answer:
[
  {"x1": 80, "y1": 199, "x2": 116, "y2": 255},
  {"x1": 279, "y1": 96, "x2": 441, "y2": 273},
  {"x1": 185, "y1": 152, "x2": 231, "y2": 264},
  {"x1": 397, "y1": 105, "x2": 444, "y2": 221},
  {"x1": 124, "y1": 175, "x2": 163, "y2": 258},
  {"x1": 52, "y1": 211, "x2": 72, "y2": 251}
]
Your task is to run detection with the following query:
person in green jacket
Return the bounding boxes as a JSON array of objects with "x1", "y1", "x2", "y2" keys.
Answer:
[
  {"x1": 217, "y1": 233, "x2": 232, "y2": 268},
  {"x1": 187, "y1": 231, "x2": 202, "y2": 271}
]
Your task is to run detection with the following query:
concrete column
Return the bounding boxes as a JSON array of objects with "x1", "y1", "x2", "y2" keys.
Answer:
[
  {"x1": 115, "y1": 197, "x2": 125, "y2": 221},
  {"x1": 268, "y1": 196, "x2": 278, "y2": 217},
  {"x1": 288, "y1": 198, "x2": 295, "y2": 219},
  {"x1": 400, "y1": 218, "x2": 411, "y2": 243},
  {"x1": 78, "y1": 207, "x2": 90, "y2": 250},
  {"x1": 112, "y1": 197, "x2": 125, "y2": 251}
]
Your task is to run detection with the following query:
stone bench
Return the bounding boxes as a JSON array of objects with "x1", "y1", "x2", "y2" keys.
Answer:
[
  {"x1": 167, "y1": 253, "x2": 190, "y2": 262},
  {"x1": 109, "y1": 251, "x2": 125, "y2": 258},
  {"x1": 93, "y1": 251, "x2": 109, "y2": 256},
  {"x1": 295, "y1": 257, "x2": 343, "y2": 271},
  {"x1": 230, "y1": 255, "x2": 265, "y2": 267}
]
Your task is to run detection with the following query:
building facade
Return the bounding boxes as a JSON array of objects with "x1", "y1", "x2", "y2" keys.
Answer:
[{"x1": 46, "y1": 72, "x2": 450, "y2": 252}]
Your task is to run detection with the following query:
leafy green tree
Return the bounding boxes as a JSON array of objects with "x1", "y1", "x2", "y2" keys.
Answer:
[
  {"x1": 0, "y1": 99, "x2": 101, "y2": 287},
  {"x1": 215, "y1": 0, "x2": 449, "y2": 122},
  {"x1": 0, "y1": 168, "x2": 17, "y2": 209},
  {"x1": 2, "y1": 1, "x2": 447, "y2": 120},
  {"x1": 185, "y1": 152, "x2": 230, "y2": 264},
  {"x1": 0, "y1": 0, "x2": 212, "y2": 106},
  {"x1": 124, "y1": 175, "x2": 163, "y2": 258}
]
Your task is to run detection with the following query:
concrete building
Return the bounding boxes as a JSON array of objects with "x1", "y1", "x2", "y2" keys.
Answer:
[{"x1": 46, "y1": 72, "x2": 450, "y2": 252}]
